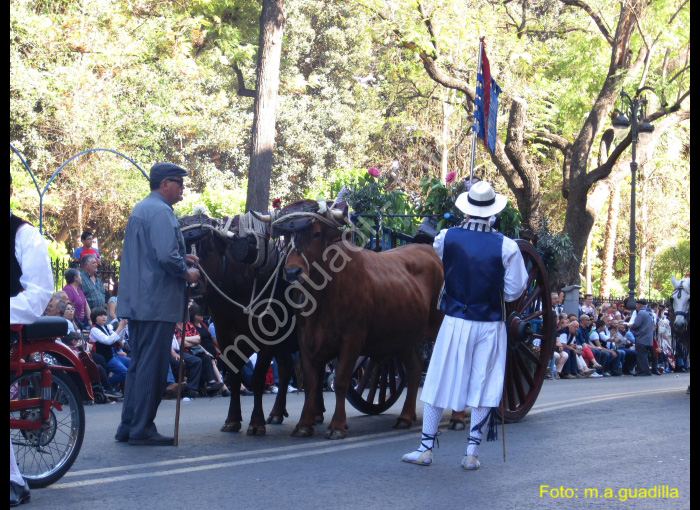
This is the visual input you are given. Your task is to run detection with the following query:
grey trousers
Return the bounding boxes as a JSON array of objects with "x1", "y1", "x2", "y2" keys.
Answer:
[
  {"x1": 117, "y1": 320, "x2": 175, "y2": 440},
  {"x1": 635, "y1": 343, "x2": 652, "y2": 375}
]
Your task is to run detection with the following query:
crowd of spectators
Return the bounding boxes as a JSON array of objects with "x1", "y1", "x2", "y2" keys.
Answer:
[
  {"x1": 548, "y1": 292, "x2": 687, "y2": 380},
  {"x1": 42, "y1": 234, "x2": 248, "y2": 404}
]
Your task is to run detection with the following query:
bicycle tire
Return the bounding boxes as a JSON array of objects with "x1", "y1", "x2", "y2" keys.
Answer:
[{"x1": 10, "y1": 369, "x2": 85, "y2": 488}]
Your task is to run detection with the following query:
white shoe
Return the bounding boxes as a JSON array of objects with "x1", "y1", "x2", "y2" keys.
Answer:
[
  {"x1": 402, "y1": 449, "x2": 433, "y2": 466},
  {"x1": 462, "y1": 454, "x2": 480, "y2": 470},
  {"x1": 269, "y1": 385, "x2": 279, "y2": 394},
  {"x1": 588, "y1": 372, "x2": 603, "y2": 378},
  {"x1": 287, "y1": 385, "x2": 297, "y2": 393}
]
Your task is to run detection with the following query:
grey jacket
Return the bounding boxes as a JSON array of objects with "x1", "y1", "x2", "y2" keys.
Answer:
[
  {"x1": 116, "y1": 192, "x2": 187, "y2": 322},
  {"x1": 630, "y1": 307, "x2": 654, "y2": 347}
]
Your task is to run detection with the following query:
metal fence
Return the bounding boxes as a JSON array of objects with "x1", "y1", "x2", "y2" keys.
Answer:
[
  {"x1": 51, "y1": 258, "x2": 120, "y2": 293},
  {"x1": 584, "y1": 295, "x2": 669, "y2": 307}
]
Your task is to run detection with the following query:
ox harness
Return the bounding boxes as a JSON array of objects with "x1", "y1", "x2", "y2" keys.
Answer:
[{"x1": 179, "y1": 213, "x2": 288, "y2": 319}]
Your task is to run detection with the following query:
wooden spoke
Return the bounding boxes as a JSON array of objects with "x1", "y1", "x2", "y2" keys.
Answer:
[
  {"x1": 498, "y1": 239, "x2": 554, "y2": 422},
  {"x1": 346, "y1": 354, "x2": 407, "y2": 415}
]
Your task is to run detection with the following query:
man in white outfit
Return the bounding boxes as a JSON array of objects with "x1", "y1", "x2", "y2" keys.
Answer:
[
  {"x1": 402, "y1": 181, "x2": 527, "y2": 470},
  {"x1": 10, "y1": 175, "x2": 54, "y2": 506}
]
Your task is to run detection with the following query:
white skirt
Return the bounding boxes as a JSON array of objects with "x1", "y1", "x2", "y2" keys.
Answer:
[{"x1": 421, "y1": 316, "x2": 507, "y2": 410}]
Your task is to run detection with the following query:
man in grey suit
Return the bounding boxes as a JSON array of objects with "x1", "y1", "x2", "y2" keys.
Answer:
[
  {"x1": 115, "y1": 163, "x2": 200, "y2": 445},
  {"x1": 630, "y1": 299, "x2": 654, "y2": 377}
]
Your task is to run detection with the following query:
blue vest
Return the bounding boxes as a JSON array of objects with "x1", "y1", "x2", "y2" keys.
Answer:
[{"x1": 440, "y1": 224, "x2": 505, "y2": 322}]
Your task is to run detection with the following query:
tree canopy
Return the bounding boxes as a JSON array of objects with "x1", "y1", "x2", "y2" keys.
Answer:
[{"x1": 10, "y1": 0, "x2": 689, "y2": 298}]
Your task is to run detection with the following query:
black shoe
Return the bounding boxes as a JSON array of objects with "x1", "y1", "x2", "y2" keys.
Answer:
[
  {"x1": 634, "y1": 372, "x2": 651, "y2": 377},
  {"x1": 186, "y1": 389, "x2": 199, "y2": 398},
  {"x1": 205, "y1": 381, "x2": 224, "y2": 393},
  {"x1": 128, "y1": 432, "x2": 175, "y2": 446},
  {"x1": 221, "y1": 388, "x2": 231, "y2": 397},
  {"x1": 241, "y1": 388, "x2": 254, "y2": 396},
  {"x1": 10, "y1": 481, "x2": 31, "y2": 507},
  {"x1": 115, "y1": 433, "x2": 129, "y2": 442},
  {"x1": 104, "y1": 388, "x2": 124, "y2": 399}
]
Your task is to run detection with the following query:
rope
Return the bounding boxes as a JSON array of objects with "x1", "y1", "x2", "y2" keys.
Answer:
[{"x1": 196, "y1": 244, "x2": 291, "y2": 320}]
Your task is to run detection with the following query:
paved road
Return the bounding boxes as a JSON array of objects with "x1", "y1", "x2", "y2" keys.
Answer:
[{"x1": 32, "y1": 373, "x2": 690, "y2": 509}]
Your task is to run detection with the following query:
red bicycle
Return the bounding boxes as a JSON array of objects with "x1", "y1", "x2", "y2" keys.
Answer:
[{"x1": 10, "y1": 317, "x2": 94, "y2": 488}]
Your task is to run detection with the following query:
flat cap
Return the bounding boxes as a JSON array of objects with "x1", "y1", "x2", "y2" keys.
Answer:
[{"x1": 150, "y1": 162, "x2": 188, "y2": 183}]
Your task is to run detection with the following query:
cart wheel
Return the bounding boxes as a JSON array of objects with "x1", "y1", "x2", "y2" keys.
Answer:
[
  {"x1": 10, "y1": 370, "x2": 85, "y2": 488},
  {"x1": 496, "y1": 240, "x2": 555, "y2": 422},
  {"x1": 346, "y1": 355, "x2": 406, "y2": 415}
]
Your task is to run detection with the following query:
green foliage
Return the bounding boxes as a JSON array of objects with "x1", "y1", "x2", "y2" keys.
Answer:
[
  {"x1": 650, "y1": 240, "x2": 690, "y2": 299},
  {"x1": 498, "y1": 202, "x2": 522, "y2": 240},
  {"x1": 534, "y1": 218, "x2": 577, "y2": 276},
  {"x1": 415, "y1": 177, "x2": 466, "y2": 230}
]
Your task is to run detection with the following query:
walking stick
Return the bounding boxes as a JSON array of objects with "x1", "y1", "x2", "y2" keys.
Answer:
[
  {"x1": 500, "y1": 397, "x2": 506, "y2": 462},
  {"x1": 173, "y1": 285, "x2": 189, "y2": 446}
]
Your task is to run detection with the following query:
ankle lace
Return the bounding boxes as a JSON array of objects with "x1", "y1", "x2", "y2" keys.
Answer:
[{"x1": 420, "y1": 431, "x2": 441, "y2": 451}]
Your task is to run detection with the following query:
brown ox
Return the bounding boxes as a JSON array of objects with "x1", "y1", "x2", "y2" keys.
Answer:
[{"x1": 272, "y1": 201, "x2": 444, "y2": 439}]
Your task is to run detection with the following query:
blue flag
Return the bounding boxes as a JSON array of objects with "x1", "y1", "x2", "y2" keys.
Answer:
[{"x1": 474, "y1": 45, "x2": 500, "y2": 155}]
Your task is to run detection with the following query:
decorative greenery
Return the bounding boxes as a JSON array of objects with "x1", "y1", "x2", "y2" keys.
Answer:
[
  {"x1": 533, "y1": 218, "x2": 577, "y2": 275},
  {"x1": 497, "y1": 202, "x2": 523, "y2": 240},
  {"x1": 414, "y1": 177, "x2": 466, "y2": 230}
]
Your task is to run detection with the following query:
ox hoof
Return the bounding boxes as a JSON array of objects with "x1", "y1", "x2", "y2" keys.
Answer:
[
  {"x1": 267, "y1": 415, "x2": 285, "y2": 425},
  {"x1": 220, "y1": 422, "x2": 242, "y2": 433},
  {"x1": 315, "y1": 414, "x2": 325, "y2": 424},
  {"x1": 326, "y1": 428, "x2": 347, "y2": 440},
  {"x1": 448, "y1": 419, "x2": 466, "y2": 431},
  {"x1": 246, "y1": 424, "x2": 267, "y2": 436},
  {"x1": 392, "y1": 417, "x2": 413, "y2": 430},
  {"x1": 291, "y1": 425, "x2": 315, "y2": 438}
]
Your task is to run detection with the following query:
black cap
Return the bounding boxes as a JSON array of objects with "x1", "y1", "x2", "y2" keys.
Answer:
[{"x1": 150, "y1": 162, "x2": 188, "y2": 184}]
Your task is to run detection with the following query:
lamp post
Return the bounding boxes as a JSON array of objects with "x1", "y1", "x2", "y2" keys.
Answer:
[{"x1": 612, "y1": 89, "x2": 654, "y2": 308}]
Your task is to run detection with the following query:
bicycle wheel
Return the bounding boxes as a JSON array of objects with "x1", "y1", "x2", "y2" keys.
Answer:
[{"x1": 10, "y1": 369, "x2": 85, "y2": 488}]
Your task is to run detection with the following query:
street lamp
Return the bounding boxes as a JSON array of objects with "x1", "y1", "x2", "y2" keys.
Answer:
[{"x1": 612, "y1": 89, "x2": 654, "y2": 308}]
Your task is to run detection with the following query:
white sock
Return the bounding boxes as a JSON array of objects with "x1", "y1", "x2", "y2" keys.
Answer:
[
  {"x1": 10, "y1": 436, "x2": 25, "y2": 486},
  {"x1": 466, "y1": 406, "x2": 491, "y2": 457},
  {"x1": 417, "y1": 403, "x2": 443, "y2": 451}
]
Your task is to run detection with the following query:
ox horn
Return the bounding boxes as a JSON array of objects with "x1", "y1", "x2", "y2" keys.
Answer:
[
  {"x1": 330, "y1": 208, "x2": 345, "y2": 221},
  {"x1": 250, "y1": 210, "x2": 272, "y2": 223}
]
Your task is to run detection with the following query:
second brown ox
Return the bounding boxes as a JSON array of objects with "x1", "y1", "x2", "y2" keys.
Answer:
[{"x1": 269, "y1": 200, "x2": 444, "y2": 439}]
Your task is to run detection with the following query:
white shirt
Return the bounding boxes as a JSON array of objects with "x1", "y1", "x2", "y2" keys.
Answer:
[
  {"x1": 10, "y1": 221, "x2": 54, "y2": 324},
  {"x1": 89, "y1": 323, "x2": 126, "y2": 346}
]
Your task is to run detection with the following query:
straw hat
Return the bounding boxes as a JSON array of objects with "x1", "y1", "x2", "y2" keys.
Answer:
[{"x1": 455, "y1": 181, "x2": 507, "y2": 217}]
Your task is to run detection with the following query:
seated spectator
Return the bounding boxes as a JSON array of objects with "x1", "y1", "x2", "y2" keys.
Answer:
[
  {"x1": 578, "y1": 315, "x2": 613, "y2": 376},
  {"x1": 61, "y1": 332, "x2": 122, "y2": 399},
  {"x1": 63, "y1": 268, "x2": 90, "y2": 330},
  {"x1": 107, "y1": 282, "x2": 119, "y2": 328},
  {"x1": 189, "y1": 304, "x2": 228, "y2": 395},
  {"x1": 173, "y1": 322, "x2": 222, "y2": 395},
  {"x1": 589, "y1": 319, "x2": 620, "y2": 376},
  {"x1": 170, "y1": 332, "x2": 203, "y2": 399},
  {"x1": 61, "y1": 301, "x2": 80, "y2": 334},
  {"x1": 89, "y1": 307, "x2": 130, "y2": 389},
  {"x1": 609, "y1": 324, "x2": 637, "y2": 375},
  {"x1": 43, "y1": 296, "x2": 65, "y2": 317},
  {"x1": 73, "y1": 230, "x2": 101, "y2": 262},
  {"x1": 557, "y1": 321, "x2": 595, "y2": 379}
]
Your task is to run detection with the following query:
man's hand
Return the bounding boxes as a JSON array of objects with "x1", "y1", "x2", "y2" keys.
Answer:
[
  {"x1": 183, "y1": 267, "x2": 200, "y2": 283},
  {"x1": 185, "y1": 254, "x2": 199, "y2": 266}
]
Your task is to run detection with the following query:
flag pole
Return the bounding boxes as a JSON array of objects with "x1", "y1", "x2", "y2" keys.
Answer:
[{"x1": 469, "y1": 37, "x2": 484, "y2": 185}]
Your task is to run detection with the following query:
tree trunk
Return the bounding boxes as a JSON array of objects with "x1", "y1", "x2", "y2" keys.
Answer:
[
  {"x1": 599, "y1": 182, "x2": 620, "y2": 297},
  {"x1": 585, "y1": 231, "x2": 592, "y2": 294},
  {"x1": 245, "y1": 0, "x2": 285, "y2": 213}
]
